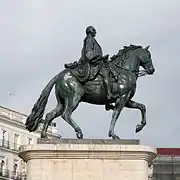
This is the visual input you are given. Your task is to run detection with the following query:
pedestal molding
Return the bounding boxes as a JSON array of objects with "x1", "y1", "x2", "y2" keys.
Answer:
[{"x1": 19, "y1": 144, "x2": 156, "y2": 162}]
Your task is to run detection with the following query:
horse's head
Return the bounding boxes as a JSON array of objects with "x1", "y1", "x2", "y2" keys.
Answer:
[
  {"x1": 110, "y1": 44, "x2": 155, "y2": 76},
  {"x1": 138, "y1": 46, "x2": 155, "y2": 75}
]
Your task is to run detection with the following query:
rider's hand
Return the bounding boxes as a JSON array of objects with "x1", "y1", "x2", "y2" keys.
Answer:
[
  {"x1": 110, "y1": 55, "x2": 117, "y2": 60},
  {"x1": 103, "y1": 54, "x2": 109, "y2": 59},
  {"x1": 103, "y1": 54, "x2": 109, "y2": 62}
]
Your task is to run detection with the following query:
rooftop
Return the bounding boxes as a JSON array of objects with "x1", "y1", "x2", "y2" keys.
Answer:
[
  {"x1": 0, "y1": 105, "x2": 56, "y2": 127},
  {"x1": 157, "y1": 148, "x2": 180, "y2": 156},
  {"x1": 0, "y1": 106, "x2": 27, "y2": 124}
]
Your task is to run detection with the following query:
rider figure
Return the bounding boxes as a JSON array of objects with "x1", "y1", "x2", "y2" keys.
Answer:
[
  {"x1": 65, "y1": 26, "x2": 117, "y2": 100},
  {"x1": 79, "y1": 26, "x2": 116, "y2": 100}
]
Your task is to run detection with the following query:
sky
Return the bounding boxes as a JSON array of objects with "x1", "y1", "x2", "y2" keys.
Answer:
[{"x1": 0, "y1": 0, "x2": 179, "y2": 148}]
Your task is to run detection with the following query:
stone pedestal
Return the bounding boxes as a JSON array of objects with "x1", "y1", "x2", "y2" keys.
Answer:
[{"x1": 18, "y1": 139, "x2": 157, "y2": 180}]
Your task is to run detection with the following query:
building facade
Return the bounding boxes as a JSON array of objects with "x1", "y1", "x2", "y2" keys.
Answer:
[
  {"x1": 153, "y1": 148, "x2": 180, "y2": 180},
  {"x1": 0, "y1": 106, "x2": 60, "y2": 180}
]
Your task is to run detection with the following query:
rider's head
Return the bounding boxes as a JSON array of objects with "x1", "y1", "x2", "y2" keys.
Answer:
[{"x1": 86, "y1": 26, "x2": 96, "y2": 37}]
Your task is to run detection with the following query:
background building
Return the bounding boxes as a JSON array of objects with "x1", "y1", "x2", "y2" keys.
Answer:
[
  {"x1": 0, "y1": 106, "x2": 60, "y2": 180},
  {"x1": 153, "y1": 148, "x2": 180, "y2": 180}
]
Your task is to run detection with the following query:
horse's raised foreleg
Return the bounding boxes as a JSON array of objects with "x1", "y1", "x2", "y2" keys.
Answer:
[
  {"x1": 41, "y1": 103, "x2": 64, "y2": 138},
  {"x1": 108, "y1": 93, "x2": 131, "y2": 139},
  {"x1": 125, "y1": 100, "x2": 146, "y2": 133},
  {"x1": 105, "y1": 103, "x2": 115, "y2": 111},
  {"x1": 61, "y1": 91, "x2": 84, "y2": 139}
]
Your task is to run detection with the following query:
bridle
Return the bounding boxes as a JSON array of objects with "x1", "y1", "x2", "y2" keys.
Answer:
[{"x1": 111, "y1": 61, "x2": 148, "y2": 78}]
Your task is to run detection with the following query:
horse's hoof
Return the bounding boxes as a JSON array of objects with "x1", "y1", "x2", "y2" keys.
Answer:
[
  {"x1": 76, "y1": 131, "x2": 83, "y2": 139},
  {"x1": 41, "y1": 134, "x2": 48, "y2": 139},
  {"x1": 112, "y1": 135, "x2": 120, "y2": 140},
  {"x1": 108, "y1": 131, "x2": 120, "y2": 139},
  {"x1": 135, "y1": 124, "x2": 144, "y2": 133},
  {"x1": 105, "y1": 104, "x2": 115, "y2": 111}
]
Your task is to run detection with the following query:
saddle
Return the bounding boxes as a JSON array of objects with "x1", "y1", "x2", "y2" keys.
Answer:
[
  {"x1": 64, "y1": 55, "x2": 108, "y2": 69},
  {"x1": 64, "y1": 56, "x2": 118, "y2": 84}
]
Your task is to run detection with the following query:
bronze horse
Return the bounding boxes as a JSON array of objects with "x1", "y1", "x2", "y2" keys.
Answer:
[{"x1": 25, "y1": 45, "x2": 155, "y2": 139}]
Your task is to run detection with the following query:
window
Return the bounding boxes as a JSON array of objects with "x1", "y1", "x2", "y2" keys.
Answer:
[
  {"x1": 27, "y1": 137, "x2": 32, "y2": 145},
  {"x1": 0, "y1": 159, "x2": 4, "y2": 175},
  {"x1": 14, "y1": 134, "x2": 19, "y2": 150},
  {"x1": 0, "y1": 129, "x2": 3, "y2": 146},
  {"x1": 13, "y1": 159, "x2": 18, "y2": 177},
  {"x1": 13, "y1": 163, "x2": 17, "y2": 173},
  {"x1": 0, "y1": 157, "x2": 6, "y2": 177},
  {"x1": 2, "y1": 130, "x2": 6, "y2": 147},
  {"x1": 5, "y1": 158, "x2": 8, "y2": 176},
  {"x1": 1, "y1": 130, "x2": 9, "y2": 148}
]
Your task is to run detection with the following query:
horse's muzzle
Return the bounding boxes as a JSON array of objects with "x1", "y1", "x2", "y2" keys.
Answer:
[{"x1": 147, "y1": 67, "x2": 155, "y2": 75}]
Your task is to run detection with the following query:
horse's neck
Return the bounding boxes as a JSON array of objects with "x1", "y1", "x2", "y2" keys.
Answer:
[{"x1": 117, "y1": 53, "x2": 139, "y2": 72}]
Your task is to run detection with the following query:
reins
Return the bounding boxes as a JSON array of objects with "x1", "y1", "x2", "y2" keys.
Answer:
[{"x1": 111, "y1": 61, "x2": 148, "y2": 78}]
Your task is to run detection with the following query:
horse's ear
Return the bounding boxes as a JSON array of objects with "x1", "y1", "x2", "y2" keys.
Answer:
[{"x1": 145, "y1": 45, "x2": 150, "y2": 50}]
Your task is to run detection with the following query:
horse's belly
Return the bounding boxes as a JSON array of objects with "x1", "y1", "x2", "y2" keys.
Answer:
[
  {"x1": 82, "y1": 80, "x2": 107, "y2": 104},
  {"x1": 82, "y1": 73, "x2": 136, "y2": 104}
]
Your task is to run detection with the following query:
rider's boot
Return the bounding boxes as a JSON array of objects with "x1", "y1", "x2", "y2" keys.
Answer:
[{"x1": 103, "y1": 77, "x2": 114, "y2": 100}]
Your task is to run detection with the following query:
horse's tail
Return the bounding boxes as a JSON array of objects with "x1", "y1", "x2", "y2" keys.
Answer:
[{"x1": 25, "y1": 74, "x2": 59, "y2": 132}]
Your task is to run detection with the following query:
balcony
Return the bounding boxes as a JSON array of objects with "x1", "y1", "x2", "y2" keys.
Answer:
[
  {"x1": 0, "y1": 139, "x2": 21, "y2": 152},
  {"x1": 0, "y1": 169, "x2": 26, "y2": 180}
]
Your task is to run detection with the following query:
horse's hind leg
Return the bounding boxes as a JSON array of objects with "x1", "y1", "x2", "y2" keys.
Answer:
[
  {"x1": 125, "y1": 100, "x2": 146, "y2": 133},
  {"x1": 41, "y1": 101, "x2": 64, "y2": 138},
  {"x1": 61, "y1": 90, "x2": 84, "y2": 139}
]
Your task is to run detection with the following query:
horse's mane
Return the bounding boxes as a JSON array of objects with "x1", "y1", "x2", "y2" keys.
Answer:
[{"x1": 110, "y1": 44, "x2": 142, "y2": 66}]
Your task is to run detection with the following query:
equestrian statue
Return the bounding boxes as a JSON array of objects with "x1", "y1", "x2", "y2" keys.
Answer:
[{"x1": 25, "y1": 26, "x2": 155, "y2": 139}]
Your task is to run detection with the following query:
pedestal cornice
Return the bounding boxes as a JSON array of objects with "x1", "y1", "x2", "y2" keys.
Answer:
[{"x1": 18, "y1": 139, "x2": 157, "y2": 162}]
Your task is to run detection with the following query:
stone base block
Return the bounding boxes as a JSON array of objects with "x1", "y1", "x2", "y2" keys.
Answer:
[{"x1": 18, "y1": 139, "x2": 157, "y2": 180}]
